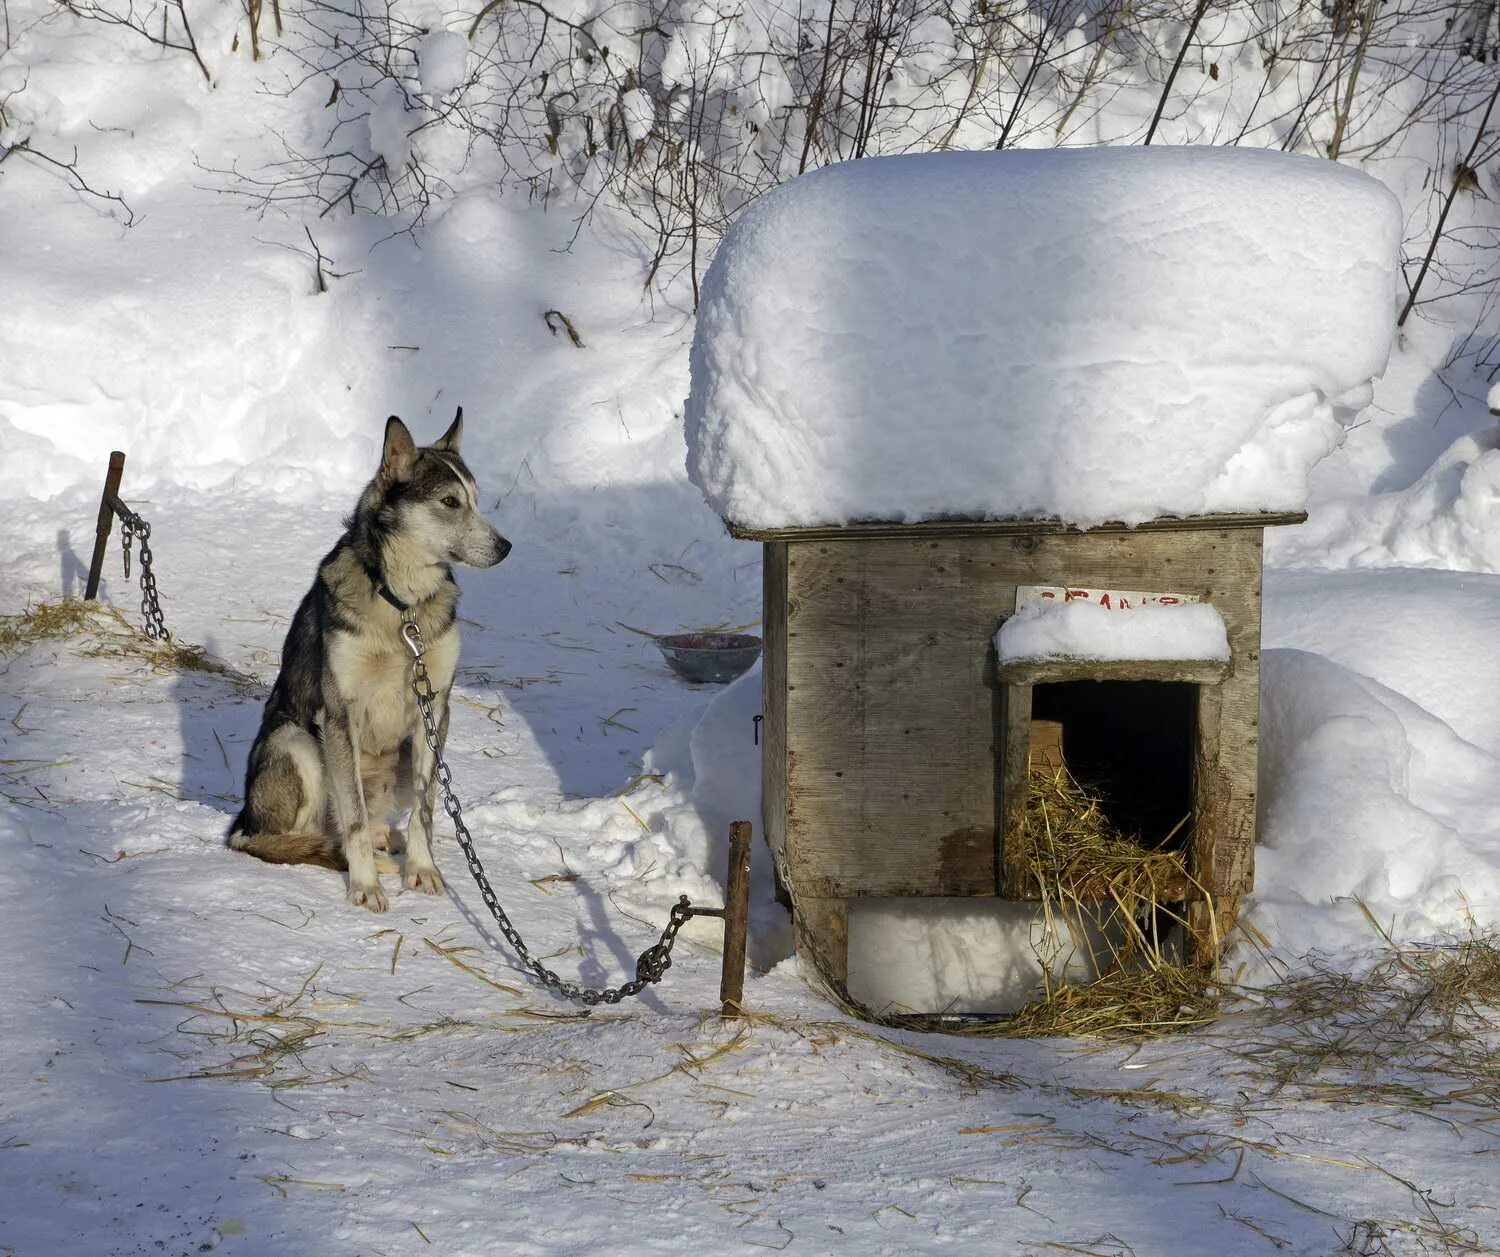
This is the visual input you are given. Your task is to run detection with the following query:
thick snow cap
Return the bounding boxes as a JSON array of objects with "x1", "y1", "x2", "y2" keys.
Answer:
[{"x1": 685, "y1": 148, "x2": 1400, "y2": 531}]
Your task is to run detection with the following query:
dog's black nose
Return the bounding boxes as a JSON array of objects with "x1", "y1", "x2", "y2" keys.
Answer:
[{"x1": 494, "y1": 536, "x2": 512, "y2": 564}]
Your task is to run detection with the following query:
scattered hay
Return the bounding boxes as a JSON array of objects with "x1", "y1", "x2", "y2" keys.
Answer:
[
  {"x1": 156, "y1": 639, "x2": 247, "y2": 679},
  {"x1": 561, "y1": 1025, "x2": 753, "y2": 1120},
  {"x1": 998, "y1": 965, "x2": 1219, "y2": 1040},
  {"x1": 422, "y1": 936, "x2": 524, "y2": 997},
  {"x1": 255, "y1": 1174, "x2": 346, "y2": 1197},
  {"x1": 1421, "y1": 930, "x2": 1500, "y2": 1021},
  {"x1": 0, "y1": 598, "x2": 256, "y2": 684},
  {"x1": 0, "y1": 597, "x2": 115, "y2": 650},
  {"x1": 1233, "y1": 924, "x2": 1500, "y2": 1115}
]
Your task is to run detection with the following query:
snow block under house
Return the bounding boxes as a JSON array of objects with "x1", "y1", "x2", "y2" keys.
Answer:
[{"x1": 685, "y1": 148, "x2": 1401, "y2": 1016}]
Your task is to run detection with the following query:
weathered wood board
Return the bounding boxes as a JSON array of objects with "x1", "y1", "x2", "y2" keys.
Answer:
[
  {"x1": 762, "y1": 543, "x2": 789, "y2": 886},
  {"x1": 997, "y1": 658, "x2": 1230, "y2": 685},
  {"x1": 1028, "y1": 719, "x2": 1064, "y2": 774}
]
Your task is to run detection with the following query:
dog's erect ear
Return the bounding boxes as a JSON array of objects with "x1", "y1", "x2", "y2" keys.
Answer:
[
  {"x1": 432, "y1": 406, "x2": 463, "y2": 453},
  {"x1": 380, "y1": 416, "x2": 417, "y2": 481}
]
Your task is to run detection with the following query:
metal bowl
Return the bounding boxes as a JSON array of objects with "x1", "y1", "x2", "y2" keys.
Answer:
[{"x1": 655, "y1": 632, "x2": 763, "y2": 684}]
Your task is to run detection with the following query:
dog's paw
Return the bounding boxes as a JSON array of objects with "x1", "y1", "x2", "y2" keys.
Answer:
[
  {"x1": 348, "y1": 882, "x2": 389, "y2": 913},
  {"x1": 404, "y1": 863, "x2": 445, "y2": 896}
]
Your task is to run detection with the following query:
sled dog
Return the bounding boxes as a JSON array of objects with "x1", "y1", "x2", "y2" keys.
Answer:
[{"x1": 227, "y1": 411, "x2": 509, "y2": 912}]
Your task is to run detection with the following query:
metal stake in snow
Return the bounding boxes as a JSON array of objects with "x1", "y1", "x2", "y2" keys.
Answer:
[
  {"x1": 401, "y1": 611, "x2": 752, "y2": 1013},
  {"x1": 84, "y1": 449, "x2": 171, "y2": 641}
]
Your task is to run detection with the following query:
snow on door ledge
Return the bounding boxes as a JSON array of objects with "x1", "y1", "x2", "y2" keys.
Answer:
[{"x1": 1000, "y1": 588, "x2": 1230, "y2": 664}]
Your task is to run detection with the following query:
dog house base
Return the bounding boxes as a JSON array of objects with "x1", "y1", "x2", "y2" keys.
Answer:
[{"x1": 746, "y1": 514, "x2": 1299, "y2": 1006}]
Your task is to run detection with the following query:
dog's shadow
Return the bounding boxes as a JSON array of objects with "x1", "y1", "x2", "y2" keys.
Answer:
[
  {"x1": 58, "y1": 529, "x2": 91, "y2": 598},
  {"x1": 170, "y1": 634, "x2": 262, "y2": 815}
]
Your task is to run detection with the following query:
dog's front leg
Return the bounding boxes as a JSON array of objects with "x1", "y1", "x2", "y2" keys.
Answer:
[
  {"x1": 405, "y1": 687, "x2": 450, "y2": 895},
  {"x1": 323, "y1": 705, "x2": 388, "y2": 912}
]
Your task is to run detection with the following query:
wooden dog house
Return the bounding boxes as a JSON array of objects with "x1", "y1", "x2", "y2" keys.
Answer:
[
  {"x1": 681, "y1": 148, "x2": 1399, "y2": 1015},
  {"x1": 739, "y1": 512, "x2": 1302, "y2": 1003}
]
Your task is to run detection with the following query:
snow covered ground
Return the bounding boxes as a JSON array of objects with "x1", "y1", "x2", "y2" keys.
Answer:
[
  {"x1": 5, "y1": 586, "x2": 1500, "y2": 1255},
  {"x1": 3, "y1": 0, "x2": 1500, "y2": 1250}
]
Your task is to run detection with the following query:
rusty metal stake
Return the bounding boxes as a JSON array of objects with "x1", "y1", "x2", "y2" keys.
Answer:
[
  {"x1": 719, "y1": 820, "x2": 753, "y2": 1017},
  {"x1": 666, "y1": 821, "x2": 752, "y2": 1015},
  {"x1": 84, "y1": 451, "x2": 126, "y2": 601}
]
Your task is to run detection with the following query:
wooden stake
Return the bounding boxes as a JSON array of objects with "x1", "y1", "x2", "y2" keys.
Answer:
[
  {"x1": 84, "y1": 451, "x2": 126, "y2": 601},
  {"x1": 719, "y1": 820, "x2": 753, "y2": 1017}
]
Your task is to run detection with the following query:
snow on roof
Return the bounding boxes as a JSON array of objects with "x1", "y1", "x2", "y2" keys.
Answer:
[{"x1": 685, "y1": 148, "x2": 1400, "y2": 531}]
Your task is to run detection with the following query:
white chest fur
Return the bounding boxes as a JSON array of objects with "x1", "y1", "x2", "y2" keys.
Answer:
[{"x1": 327, "y1": 625, "x2": 461, "y2": 752}]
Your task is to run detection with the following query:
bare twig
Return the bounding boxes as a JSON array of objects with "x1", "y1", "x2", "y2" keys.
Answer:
[
  {"x1": 1144, "y1": 0, "x2": 1213, "y2": 144},
  {"x1": 1, "y1": 138, "x2": 138, "y2": 225},
  {"x1": 542, "y1": 309, "x2": 585, "y2": 346},
  {"x1": 1398, "y1": 72, "x2": 1500, "y2": 327},
  {"x1": 57, "y1": 0, "x2": 211, "y2": 83}
]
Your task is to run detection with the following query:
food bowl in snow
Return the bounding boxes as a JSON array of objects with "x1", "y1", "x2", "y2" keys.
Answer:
[{"x1": 656, "y1": 632, "x2": 762, "y2": 683}]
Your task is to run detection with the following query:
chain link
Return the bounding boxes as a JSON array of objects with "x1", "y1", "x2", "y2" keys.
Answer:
[
  {"x1": 112, "y1": 496, "x2": 170, "y2": 642},
  {"x1": 401, "y1": 613, "x2": 698, "y2": 1005}
]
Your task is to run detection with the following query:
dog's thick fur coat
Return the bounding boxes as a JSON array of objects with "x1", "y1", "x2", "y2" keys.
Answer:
[{"x1": 227, "y1": 414, "x2": 508, "y2": 911}]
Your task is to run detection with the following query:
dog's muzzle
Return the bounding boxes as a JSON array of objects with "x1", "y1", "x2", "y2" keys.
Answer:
[{"x1": 454, "y1": 530, "x2": 511, "y2": 568}]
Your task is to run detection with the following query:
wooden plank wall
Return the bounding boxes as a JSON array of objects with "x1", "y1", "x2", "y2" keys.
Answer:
[
  {"x1": 770, "y1": 529, "x2": 1266, "y2": 907},
  {"x1": 762, "y1": 543, "x2": 789, "y2": 881}
]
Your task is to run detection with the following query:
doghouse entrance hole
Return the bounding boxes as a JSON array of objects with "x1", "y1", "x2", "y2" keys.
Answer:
[{"x1": 1030, "y1": 680, "x2": 1196, "y2": 850}]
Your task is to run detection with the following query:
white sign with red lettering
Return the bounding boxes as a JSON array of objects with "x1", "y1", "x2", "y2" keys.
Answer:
[{"x1": 1014, "y1": 584, "x2": 1201, "y2": 612}]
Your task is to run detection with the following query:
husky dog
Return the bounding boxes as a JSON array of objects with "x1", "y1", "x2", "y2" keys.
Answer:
[{"x1": 228, "y1": 412, "x2": 509, "y2": 912}]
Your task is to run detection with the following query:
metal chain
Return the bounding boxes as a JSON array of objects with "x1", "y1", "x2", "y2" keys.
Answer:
[
  {"x1": 112, "y1": 497, "x2": 170, "y2": 642},
  {"x1": 401, "y1": 612, "x2": 698, "y2": 1005}
]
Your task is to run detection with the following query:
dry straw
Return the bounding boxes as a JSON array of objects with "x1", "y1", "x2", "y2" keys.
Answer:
[
  {"x1": 1233, "y1": 899, "x2": 1500, "y2": 1106},
  {"x1": 1011, "y1": 764, "x2": 1193, "y2": 910},
  {"x1": 0, "y1": 597, "x2": 103, "y2": 648},
  {"x1": 0, "y1": 598, "x2": 254, "y2": 683},
  {"x1": 847, "y1": 769, "x2": 1500, "y2": 1060},
  {"x1": 991, "y1": 764, "x2": 1219, "y2": 1039}
]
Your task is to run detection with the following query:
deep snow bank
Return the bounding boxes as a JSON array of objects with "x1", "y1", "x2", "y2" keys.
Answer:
[
  {"x1": 1264, "y1": 568, "x2": 1500, "y2": 755},
  {"x1": 0, "y1": 0, "x2": 698, "y2": 511},
  {"x1": 1272, "y1": 427, "x2": 1500, "y2": 573},
  {"x1": 686, "y1": 147, "x2": 1400, "y2": 529},
  {"x1": 1253, "y1": 648, "x2": 1500, "y2": 964}
]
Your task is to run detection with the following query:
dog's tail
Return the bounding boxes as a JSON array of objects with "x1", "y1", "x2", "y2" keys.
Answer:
[{"x1": 227, "y1": 822, "x2": 347, "y2": 871}]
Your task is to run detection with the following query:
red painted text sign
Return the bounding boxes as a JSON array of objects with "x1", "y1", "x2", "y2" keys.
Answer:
[{"x1": 1015, "y1": 584, "x2": 1201, "y2": 612}]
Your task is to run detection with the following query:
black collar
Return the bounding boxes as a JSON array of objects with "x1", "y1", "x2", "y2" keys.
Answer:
[
  {"x1": 362, "y1": 559, "x2": 410, "y2": 613},
  {"x1": 376, "y1": 583, "x2": 410, "y2": 613}
]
